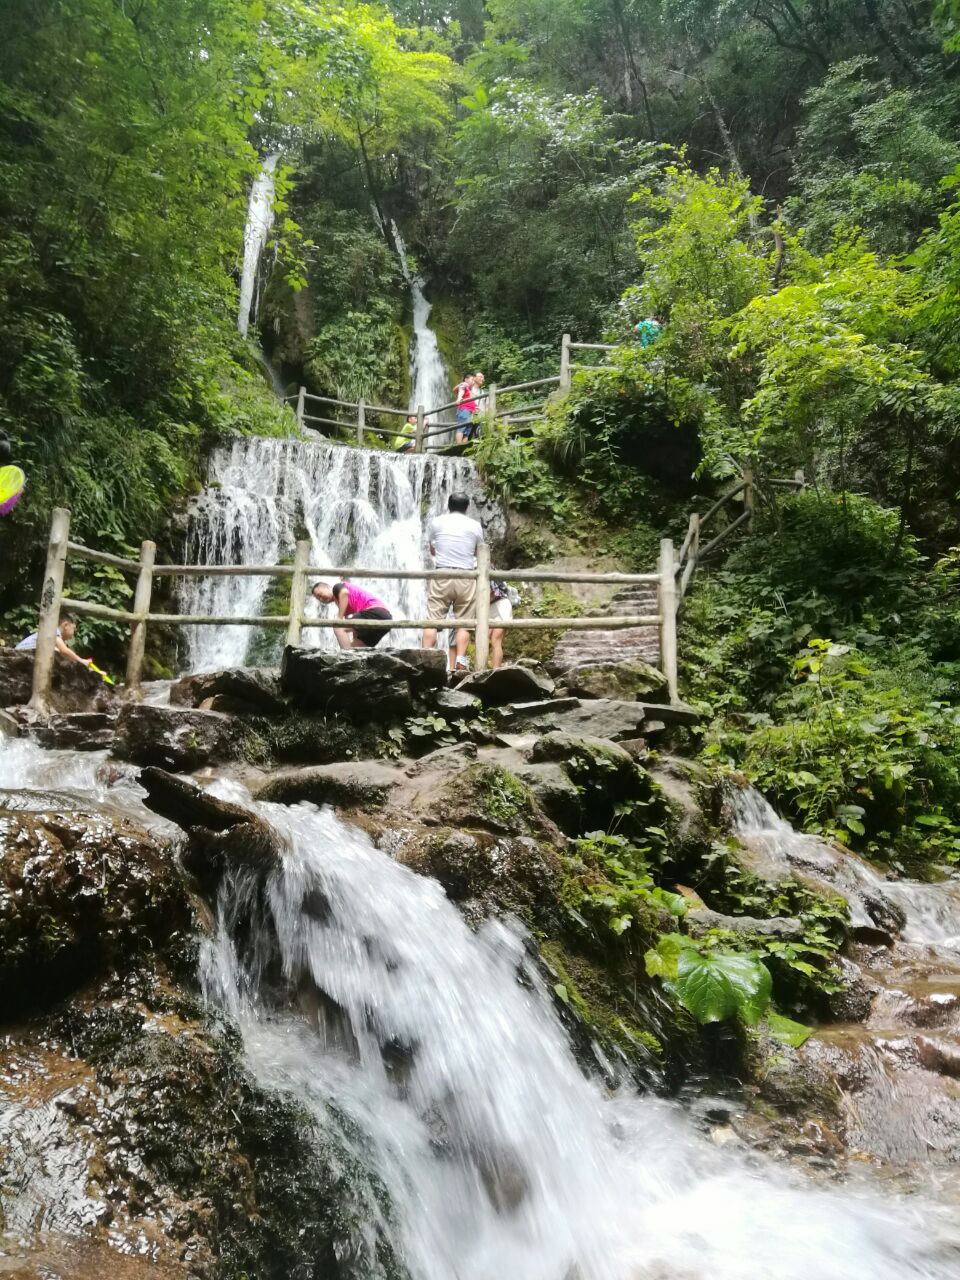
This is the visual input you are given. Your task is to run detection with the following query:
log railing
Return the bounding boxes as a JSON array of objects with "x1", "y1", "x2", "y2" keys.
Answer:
[
  {"x1": 283, "y1": 332, "x2": 620, "y2": 449},
  {"x1": 29, "y1": 509, "x2": 673, "y2": 710},
  {"x1": 29, "y1": 466, "x2": 805, "y2": 709}
]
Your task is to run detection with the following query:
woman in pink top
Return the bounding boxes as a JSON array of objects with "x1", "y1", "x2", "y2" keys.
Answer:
[{"x1": 311, "y1": 580, "x2": 394, "y2": 648}]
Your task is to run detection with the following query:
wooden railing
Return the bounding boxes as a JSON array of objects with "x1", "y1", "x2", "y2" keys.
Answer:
[
  {"x1": 28, "y1": 507, "x2": 673, "y2": 711},
  {"x1": 284, "y1": 331, "x2": 622, "y2": 449}
]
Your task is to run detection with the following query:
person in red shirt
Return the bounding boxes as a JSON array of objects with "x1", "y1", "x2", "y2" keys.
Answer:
[
  {"x1": 454, "y1": 374, "x2": 481, "y2": 444},
  {"x1": 312, "y1": 581, "x2": 394, "y2": 649}
]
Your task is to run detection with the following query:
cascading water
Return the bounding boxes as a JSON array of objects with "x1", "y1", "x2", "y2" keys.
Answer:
[
  {"x1": 198, "y1": 787, "x2": 960, "y2": 1280},
  {"x1": 5, "y1": 738, "x2": 960, "y2": 1275},
  {"x1": 732, "y1": 784, "x2": 960, "y2": 1168},
  {"x1": 238, "y1": 153, "x2": 280, "y2": 338},
  {"x1": 180, "y1": 437, "x2": 502, "y2": 672},
  {"x1": 392, "y1": 222, "x2": 454, "y2": 444}
]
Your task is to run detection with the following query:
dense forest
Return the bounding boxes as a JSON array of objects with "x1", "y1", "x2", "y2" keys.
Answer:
[{"x1": 4, "y1": 0, "x2": 960, "y2": 876}]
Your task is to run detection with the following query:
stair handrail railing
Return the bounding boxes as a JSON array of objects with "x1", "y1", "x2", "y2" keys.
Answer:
[{"x1": 28, "y1": 508, "x2": 676, "y2": 711}]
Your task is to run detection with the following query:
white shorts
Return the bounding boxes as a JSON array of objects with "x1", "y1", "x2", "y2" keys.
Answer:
[{"x1": 490, "y1": 597, "x2": 513, "y2": 623}]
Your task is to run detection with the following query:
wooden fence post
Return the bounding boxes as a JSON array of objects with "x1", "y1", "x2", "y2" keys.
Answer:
[
  {"x1": 679, "y1": 512, "x2": 700, "y2": 601},
  {"x1": 356, "y1": 398, "x2": 366, "y2": 447},
  {"x1": 474, "y1": 542, "x2": 491, "y2": 671},
  {"x1": 743, "y1": 467, "x2": 754, "y2": 528},
  {"x1": 658, "y1": 537, "x2": 679, "y2": 704},
  {"x1": 487, "y1": 383, "x2": 497, "y2": 420},
  {"x1": 415, "y1": 405, "x2": 426, "y2": 453},
  {"x1": 125, "y1": 539, "x2": 156, "y2": 695},
  {"x1": 560, "y1": 333, "x2": 572, "y2": 390},
  {"x1": 794, "y1": 467, "x2": 805, "y2": 489},
  {"x1": 296, "y1": 386, "x2": 306, "y2": 432},
  {"x1": 29, "y1": 506, "x2": 71, "y2": 713},
  {"x1": 286, "y1": 539, "x2": 310, "y2": 648}
]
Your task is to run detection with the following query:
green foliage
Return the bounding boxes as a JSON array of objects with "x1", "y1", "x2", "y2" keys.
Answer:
[
  {"x1": 448, "y1": 81, "x2": 662, "y2": 335},
  {"x1": 790, "y1": 59, "x2": 960, "y2": 256},
  {"x1": 684, "y1": 493, "x2": 960, "y2": 870},
  {"x1": 646, "y1": 933, "x2": 772, "y2": 1025}
]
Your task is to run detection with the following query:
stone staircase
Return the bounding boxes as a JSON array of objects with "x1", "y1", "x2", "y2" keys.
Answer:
[{"x1": 551, "y1": 582, "x2": 660, "y2": 674}]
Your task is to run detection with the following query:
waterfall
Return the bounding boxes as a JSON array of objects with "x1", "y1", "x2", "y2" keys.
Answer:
[
  {"x1": 391, "y1": 222, "x2": 454, "y2": 444},
  {"x1": 238, "y1": 153, "x2": 280, "y2": 338},
  {"x1": 198, "y1": 788, "x2": 960, "y2": 1280},
  {"x1": 180, "y1": 437, "x2": 503, "y2": 673}
]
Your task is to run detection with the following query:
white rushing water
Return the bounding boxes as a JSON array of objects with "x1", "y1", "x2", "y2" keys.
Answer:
[
  {"x1": 198, "y1": 790, "x2": 960, "y2": 1280},
  {"x1": 391, "y1": 222, "x2": 454, "y2": 443},
  {"x1": 238, "y1": 152, "x2": 280, "y2": 338},
  {"x1": 180, "y1": 437, "x2": 501, "y2": 672},
  {"x1": 732, "y1": 785, "x2": 960, "y2": 948},
  {"x1": 4, "y1": 738, "x2": 960, "y2": 1277}
]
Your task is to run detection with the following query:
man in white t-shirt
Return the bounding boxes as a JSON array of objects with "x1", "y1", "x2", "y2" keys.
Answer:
[{"x1": 422, "y1": 493, "x2": 484, "y2": 670}]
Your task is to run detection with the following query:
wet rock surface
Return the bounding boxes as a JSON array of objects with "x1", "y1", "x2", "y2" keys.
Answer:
[
  {"x1": 255, "y1": 760, "x2": 403, "y2": 808},
  {"x1": 0, "y1": 806, "x2": 191, "y2": 1017},
  {"x1": 114, "y1": 704, "x2": 239, "y2": 771},
  {"x1": 30, "y1": 711, "x2": 118, "y2": 751},
  {"x1": 0, "y1": 649, "x2": 119, "y2": 714},
  {"x1": 170, "y1": 665, "x2": 285, "y2": 714},
  {"x1": 139, "y1": 766, "x2": 283, "y2": 890}
]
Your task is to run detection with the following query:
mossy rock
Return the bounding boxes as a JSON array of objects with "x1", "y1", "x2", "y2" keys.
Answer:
[
  {"x1": 430, "y1": 762, "x2": 552, "y2": 837},
  {"x1": 42, "y1": 977, "x2": 409, "y2": 1280},
  {"x1": 560, "y1": 658, "x2": 669, "y2": 703}
]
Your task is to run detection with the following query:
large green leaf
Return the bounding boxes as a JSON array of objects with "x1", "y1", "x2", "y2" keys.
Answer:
[
  {"x1": 670, "y1": 949, "x2": 772, "y2": 1025},
  {"x1": 765, "y1": 1012, "x2": 814, "y2": 1047}
]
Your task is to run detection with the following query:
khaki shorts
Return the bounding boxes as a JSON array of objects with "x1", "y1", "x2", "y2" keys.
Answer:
[{"x1": 427, "y1": 575, "x2": 477, "y2": 623}]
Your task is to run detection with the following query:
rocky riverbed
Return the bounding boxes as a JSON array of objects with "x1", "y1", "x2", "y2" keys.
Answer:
[{"x1": 2, "y1": 646, "x2": 960, "y2": 1276}]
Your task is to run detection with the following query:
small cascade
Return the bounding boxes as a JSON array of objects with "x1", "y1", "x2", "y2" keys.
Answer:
[
  {"x1": 180, "y1": 437, "x2": 503, "y2": 672},
  {"x1": 732, "y1": 784, "x2": 960, "y2": 1167},
  {"x1": 198, "y1": 788, "x2": 960, "y2": 1280},
  {"x1": 238, "y1": 153, "x2": 280, "y2": 338},
  {"x1": 391, "y1": 222, "x2": 454, "y2": 444}
]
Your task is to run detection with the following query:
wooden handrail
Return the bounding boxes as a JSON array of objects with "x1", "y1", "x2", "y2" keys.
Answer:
[{"x1": 66, "y1": 542, "x2": 140, "y2": 572}]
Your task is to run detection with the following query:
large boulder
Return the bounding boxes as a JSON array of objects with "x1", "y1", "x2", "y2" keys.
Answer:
[
  {"x1": 280, "y1": 646, "x2": 445, "y2": 717},
  {"x1": 255, "y1": 761, "x2": 402, "y2": 808},
  {"x1": 169, "y1": 666, "x2": 285, "y2": 714},
  {"x1": 0, "y1": 807, "x2": 191, "y2": 1016},
  {"x1": 30, "y1": 711, "x2": 118, "y2": 751},
  {"x1": 114, "y1": 704, "x2": 238, "y2": 771},
  {"x1": 457, "y1": 664, "x2": 555, "y2": 706},
  {"x1": 0, "y1": 649, "x2": 119, "y2": 713},
  {"x1": 138, "y1": 766, "x2": 283, "y2": 890},
  {"x1": 558, "y1": 658, "x2": 669, "y2": 703}
]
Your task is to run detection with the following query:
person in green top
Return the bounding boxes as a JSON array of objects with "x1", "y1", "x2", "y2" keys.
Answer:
[
  {"x1": 635, "y1": 315, "x2": 664, "y2": 347},
  {"x1": 394, "y1": 414, "x2": 417, "y2": 453}
]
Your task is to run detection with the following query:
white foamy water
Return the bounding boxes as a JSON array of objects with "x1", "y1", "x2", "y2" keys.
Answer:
[
  {"x1": 732, "y1": 785, "x2": 960, "y2": 948},
  {"x1": 199, "y1": 791, "x2": 960, "y2": 1280},
  {"x1": 180, "y1": 437, "x2": 501, "y2": 672},
  {"x1": 238, "y1": 153, "x2": 280, "y2": 338},
  {"x1": 392, "y1": 222, "x2": 454, "y2": 445},
  {"x1": 3, "y1": 736, "x2": 959, "y2": 1276}
]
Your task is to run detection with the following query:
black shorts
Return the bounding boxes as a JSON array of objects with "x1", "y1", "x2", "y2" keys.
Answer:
[{"x1": 348, "y1": 607, "x2": 392, "y2": 647}]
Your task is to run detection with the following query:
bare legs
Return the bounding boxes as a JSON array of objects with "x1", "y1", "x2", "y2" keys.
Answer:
[
  {"x1": 490, "y1": 628, "x2": 505, "y2": 669},
  {"x1": 335, "y1": 626, "x2": 361, "y2": 649},
  {"x1": 423, "y1": 624, "x2": 470, "y2": 668}
]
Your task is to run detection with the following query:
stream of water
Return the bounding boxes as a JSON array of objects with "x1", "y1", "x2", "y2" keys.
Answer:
[
  {"x1": 391, "y1": 222, "x2": 454, "y2": 444},
  {"x1": 180, "y1": 437, "x2": 502, "y2": 672},
  {"x1": 238, "y1": 154, "x2": 280, "y2": 339},
  {"x1": 4, "y1": 738, "x2": 960, "y2": 1277}
]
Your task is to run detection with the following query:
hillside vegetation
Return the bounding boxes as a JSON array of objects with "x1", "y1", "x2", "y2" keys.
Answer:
[{"x1": 4, "y1": 0, "x2": 960, "y2": 868}]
